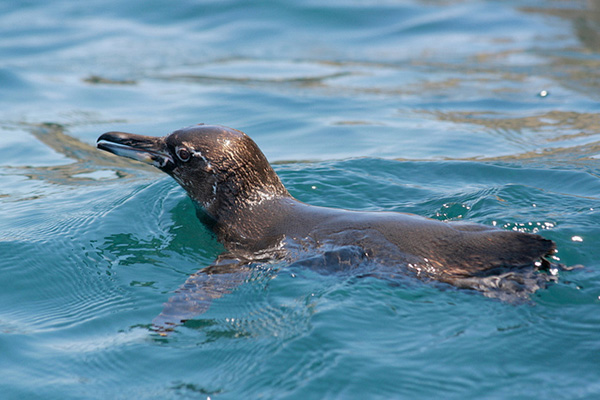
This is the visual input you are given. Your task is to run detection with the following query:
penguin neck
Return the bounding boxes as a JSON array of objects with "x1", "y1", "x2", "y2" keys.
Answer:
[
  {"x1": 185, "y1": 164, "x2": 288, "y2": 246},
  {"x1": 210, "y1": 194, "x2": 298, "y2": 253},
  {"x1": 188, "y1": 161, "x2": 301, "y2": 251}
]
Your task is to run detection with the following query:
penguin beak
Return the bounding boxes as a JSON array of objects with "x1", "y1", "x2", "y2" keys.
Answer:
[{"x1": 97, "y1": 131, "x2": 174, "y2": 169}]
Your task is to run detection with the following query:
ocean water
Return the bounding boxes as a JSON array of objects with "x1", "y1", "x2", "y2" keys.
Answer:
[{"x1": 1, "y1": 0, "x2": 599, "y2": 399}]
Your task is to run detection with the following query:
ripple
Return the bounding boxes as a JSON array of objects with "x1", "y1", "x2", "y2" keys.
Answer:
[
  {"x1": 42, "y1": 328, "x2": 149, "y2": 353},
  {"x1": 0, "y1": 243, "x2": 131, "y2": 334},
  {"x1": 427, "y1": 110, "x2": 600, "y2": 151},
  {"x1": 0, "y1": 175, "x2": 181, "y2": 336},
  {"x1": 155, "y1": 58, "x2": 351, "y2": 86}
]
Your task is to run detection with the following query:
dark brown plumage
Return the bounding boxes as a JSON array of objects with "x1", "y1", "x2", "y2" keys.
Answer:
[{"x1": 98, "y1": 124, "x2": 558, "y2": 331}]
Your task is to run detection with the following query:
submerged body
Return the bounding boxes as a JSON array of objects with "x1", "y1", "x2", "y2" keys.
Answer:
[
  {"x1": 97, "y1": 124, "x2": 557, "y2": 330},
  {"x1": 207, "y1": 195, "x2": 554, "y2": 287}
]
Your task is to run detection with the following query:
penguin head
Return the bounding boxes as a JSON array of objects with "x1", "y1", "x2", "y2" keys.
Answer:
[{"x1": 98, "y1": 124, "x2": 289, "y2": 218}]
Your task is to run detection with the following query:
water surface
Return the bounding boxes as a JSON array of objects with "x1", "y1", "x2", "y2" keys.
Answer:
[{"x1": 1, "y1": 1, "x2": 599, "y2": 399}]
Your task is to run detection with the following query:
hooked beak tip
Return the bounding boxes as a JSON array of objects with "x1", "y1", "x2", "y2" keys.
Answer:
[{"x1": 96, "y1": 131, "x2": 174, "y2": 169}]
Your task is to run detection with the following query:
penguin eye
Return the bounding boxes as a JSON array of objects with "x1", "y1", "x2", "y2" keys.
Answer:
[{"x1": 177, "y1": 148, "x2": 191, "y2": 162}]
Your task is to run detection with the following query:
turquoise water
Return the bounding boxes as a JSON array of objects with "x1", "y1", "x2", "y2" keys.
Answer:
[{"x1": 1, "y1": 0, "x2": 599, "y2": 398}]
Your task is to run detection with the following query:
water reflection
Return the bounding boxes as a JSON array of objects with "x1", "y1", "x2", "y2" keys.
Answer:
[
  {"x1": 519, "y1": 1, "x2": 600, "y2": 98},
  {"x1": 521, "y1": 0, "x2": 600, "y2": 53},
  {"x1": 423, "y1": 110, "x2": 600, "y2": 162},
  {"x1": 8, "y1": 123, "x2": 152, "y2": 188}
]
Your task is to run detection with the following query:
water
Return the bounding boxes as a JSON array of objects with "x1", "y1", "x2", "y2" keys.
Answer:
[{"x1": 1, "y1": 0, "x2": 599, "y2": 398}]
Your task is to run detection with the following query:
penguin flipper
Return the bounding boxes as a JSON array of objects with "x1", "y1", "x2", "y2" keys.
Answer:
[{"x1": 151, "y1": 254, "x2": 252, "y2": 335}]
